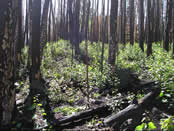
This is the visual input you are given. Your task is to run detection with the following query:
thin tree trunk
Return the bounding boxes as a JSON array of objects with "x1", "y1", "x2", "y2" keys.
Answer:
[
  {"x1": 85, "y1": 0, "x2": 90, "y2": 104},
  {"x1": 40, "y1": 0, "x2": 50, "y2": 58},
  {"x1": 74, "y1": 0, "x2": 81, "y2": 56},
  {"x1": 16, "y1": 0, "x2": 23, "y2": 63},
  {"x1": 172, "y1": 4, "x2": 174, "y2": 56},
  {"x1": 129, "y1": 0, "x2": 135, "y2": 45},
  {"x1": 108, "y1": 0, "x2": 118, "y2": 66},
  {"x1": 139, "y1": 0, "x2": 144, "y2": 51},
  {"x1": 100, "y1": 0, "x2": 105, "y2": 72},
  {"x1": 31, "y1": 0, "x2": 41, "y2": 87},
  {"x1": 164, "y1": 0, "x2": 173, "y2": 51},
  {"x1": 27, "y1": 0, "x2": 32, "y2": 69},
  {"x1": 123, "y1": 0, "x2": 127, "y2": 45},
  {"x1": 146, "y1": 0, "x2": 153, "y2": 56}
]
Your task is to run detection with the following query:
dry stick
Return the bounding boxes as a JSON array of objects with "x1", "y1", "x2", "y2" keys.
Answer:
[
  {"x1": 85, "y1": 39, "x2": 89, "y2": 105},
  {"x1": 85, "y1": 0, "x2": 90, "y2": 107}
]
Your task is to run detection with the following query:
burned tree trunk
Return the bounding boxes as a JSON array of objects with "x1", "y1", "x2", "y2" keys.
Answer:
[
  {"x1": 16, "y1": 0, "x2": 24, "y2": 63},
  {"x1": 73, "y1": 0, "x2": 81, "y2": 56},
  {"x1": 0, "y1": 0, "x2": 17, "y2": 126},
  {"x1": 146, "y1": 0, "x2": 153, "y2": 56},
  {"x1": 40, "y1": 0, "x2": 50, "y2": 58},
  {"x1": 108, "y1": 0, "x2": 118, "y2": 66},
  {"x1": 164, "y1": 0, "x2": 173, "y2": 52},
  {"x1": 129, "y1": 0, "x2": 135, "y2": 45},
  {"x1": 31, "y1": 0, "x2": 41, "y2": 88},
  {"x1": 138, "y1": 0, "x2": 144, "y2": 51}
]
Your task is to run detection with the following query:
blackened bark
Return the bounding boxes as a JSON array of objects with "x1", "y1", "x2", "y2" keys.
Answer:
[
  {"x1": 123, "y1": 0, "x2": 127, "y2": 45},
  {"x1": 40, "y1": 0, "x2": 50, "y2": 58},
  {"x1": 164, "y1": 0, "x2": 173, "y2": 51},
  {"x1": 0, "y1": 0, "x2": 16, "y2": 126},
  {"x1": 17, "y1": 0, "x2": 23, "y2": 63},
  {"x1": 85, "y1": 0, "x2": 90, "y2": 103},
  {"x1": 74, "y1": 0, "x2": 81, "y2": 56},
  {"x1": 129, "y1": 0, "x2": 135, "y2": 45},
  {"x1": 155, "y1": 0, "x2": 161, "y2": 42},
  {"x1": 31, "y1": 0, "x2": 41, "y2": 84},
  {"x1": 80, "y1": 0, "x2": 86, "y2": 42},
  {"x1": 147, "y1": 0, "x2": 153, "y2": 56},
  {"x1": 139, "y1": 0, "x2": 144, "y2": 51},
  {"x1": 108, "y1": 0, "x2": 118, "y2": 66},
  {"x1": 27, "y1": 0, "x2": 32, "y2": 69},
  {"x1": 100, "y1": 0, "x2": 105, "y2": 71},
  {"x1": 120, "y1": 0, "x2": 123, "y2": 43}
]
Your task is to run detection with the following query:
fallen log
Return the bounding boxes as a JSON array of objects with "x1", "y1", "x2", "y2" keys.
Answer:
[
  {"x1": 104, "y1": 88, "x2": 161, "y2": 129},
  {"x1": 56, "y1": 105, "x2": 111, "y2": 125}
]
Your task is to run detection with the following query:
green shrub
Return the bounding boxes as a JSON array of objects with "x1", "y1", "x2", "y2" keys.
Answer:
[{"x1": 41, "y1": 40, "x2": 119, "y2": 104}]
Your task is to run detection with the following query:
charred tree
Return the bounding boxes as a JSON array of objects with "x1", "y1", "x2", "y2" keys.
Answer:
[
  {"x1": 129, "y1": 0, "x2": 135, "y2": 45},
  {"x1": 31, "y1": 0, "x2": 41, "y2": 88},
  {"x1": 100, "y1": 0, "x2": 106, "y2": 72},
  {"x1": 108, "y1": 0, "x2": 118, "y2": 66},
  {"x1": 146, "y1": 0, "x2": 153, "y2": 56},
  {"x1": 138, "y1": 0, "x2": 144, "y2": 51},
  {"x1": 73, "y1": 0, "x2": 81, "y2": 56},
  {"x1": 0, "y1": 0, "x2": 17, "y2": 126},
  {"x1": 40, "y1": 0, "x2": 50, "y2": 58},
  {"x1": 164, "y1": 0, "x2": 173, "y2": 51}
]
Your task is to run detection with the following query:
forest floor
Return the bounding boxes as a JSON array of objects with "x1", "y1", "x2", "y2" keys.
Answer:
[
  {"x1": 13, "y1": 71, "x2": 172, "y2": 130},
  {"x1": 11, "y1": 41, "x2": 174, "y2": 130}
]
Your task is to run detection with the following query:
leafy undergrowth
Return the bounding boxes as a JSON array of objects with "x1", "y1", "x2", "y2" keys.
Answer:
[
  {"x1": 118, "y1": 43, "x2": 174, "y2": 111},
  {"x1": 118, "y1": 43, "x2": 174, "y2": 130},
  {"x1": 12, "y1": 40, "x2": 174, "y2": 130},
  {"x1": 41, "y1": 40, "x2": 119, "y2": 105}
]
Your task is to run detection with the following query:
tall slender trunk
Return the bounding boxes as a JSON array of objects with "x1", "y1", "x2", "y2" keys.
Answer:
[
  {"x1": 172, "y1": 3, "x2": 174, "y2": 56},
  {"x1": 85, "y1": 0, "x2": 90, "y2": 104},
  {"x1": 155, "y1": 0, "x2": 160, "y2": 42},
  {"x1": 80, "y1": 0, "x2": 86, "y2": 42},
  {"x1": 74, "y1": 0, "x2": 81, "y2": 56},
  {"x1": 100, "y1": 0, "x2": 105, "y2": 72},
  {"x1": 120, "y1": 0, "x2": 123, "y2": 43},
  {"x1": 17, "y1": 0, "x2": 23, "y2": 63},
  {"x1": 164, "y1": 0, "x2": 173, "y2": 51},
  {"x1": 147, "y1": 0, "x2": 153, "y2": 56},
  {"x1": 40, "y1": 0, "x2": 50, "y2": 58},
  {"x1": 27, "y1": 0, "x2": 32, "y2": 69},
  {"x1": 108, "y1": 0, "x2": 118, "y2": 66},
  {"x1": 129, "y1": 0, "x2": 135, "y2": 45},
  {"x1": 139, "y1": 0, "x2": 144, "y2": 51},
  {"x1": 123, "y1": 0, "x2": 127, "y2": 45},
  {"x1": 106, "y1": 0, "x2": 110, "y2": 43},
  {"x1": 31, "y1": 0, "x2": 41, "y2": 87}
]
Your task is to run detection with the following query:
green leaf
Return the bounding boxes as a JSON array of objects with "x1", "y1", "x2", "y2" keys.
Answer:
[
  {"x1": 42, "y1": 113, "x2": 47, "y2": 116},
  {"x1": 136, "y1": 123, "x2": 144, "y2": 131},
  {"x1": 148, "y1": 122, "x2": 156, "y2": 130},
  {"x1": 159, "y1": 92, "x2": 164, "y2": 97},
  {"x1": 37, "y1": 104, "x2": 42, "y2": 107}
]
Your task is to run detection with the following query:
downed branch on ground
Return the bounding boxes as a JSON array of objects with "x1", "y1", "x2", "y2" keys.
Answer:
[
  {"x1": 55, "y1": 104, "x2": 111, "y2": 126},
  {"x1": 104, "y1": 87, "x2": 161, "y2": 129}
]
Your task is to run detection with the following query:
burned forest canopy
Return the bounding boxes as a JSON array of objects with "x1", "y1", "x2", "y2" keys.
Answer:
[{"x1": 0, "y1": 0, "x2": 174, "y2": 130}]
